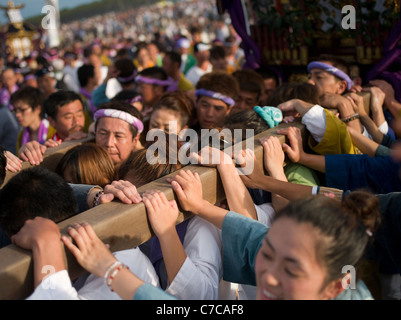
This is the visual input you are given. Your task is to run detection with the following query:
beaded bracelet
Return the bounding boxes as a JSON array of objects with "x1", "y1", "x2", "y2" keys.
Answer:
[
  {"x1": 341, "y1": 113, "x2": 360, "y2": 123},
  {"x1": 92, "y1": 190, "x2": 104, "y2": 207},
  {"x1": 104, "y1": 261, "x2": 129, "y2": 292}
]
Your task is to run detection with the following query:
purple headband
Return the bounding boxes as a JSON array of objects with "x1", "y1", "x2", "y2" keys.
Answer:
[
  {"x1": 24, "y1": 74, "x2": 36, "y2": 81},
  {"x1": 126, "y1": 95, "x2": 142, "y2": 104},
  {"x1": 308, "y1": 61, "x2": 353, "y2": 90},
  {"x1": 117, "y1": 72, "x2": 137, "y2": 83},
  {"x1": 94, "y1": 109, "x2": 144, "y2": 133},
  {"x1": 64, "y1": 53, "x2": 76, "y2": 60},
  {"x1": 135, "y1": 76, "x2": 172, "y2": 87},
  {"x1": 195, "y1": 89, "x2": 235, "y2": 106}
]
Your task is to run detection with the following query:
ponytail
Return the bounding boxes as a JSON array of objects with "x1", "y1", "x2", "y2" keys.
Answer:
[{"x1": 342, "y1": 190, "x2": 381, "y2": 238}]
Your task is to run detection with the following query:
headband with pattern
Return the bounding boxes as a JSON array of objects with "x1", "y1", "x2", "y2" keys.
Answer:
[{"x1": 94, "y1": 109, "x2": 144, "y2": 133}]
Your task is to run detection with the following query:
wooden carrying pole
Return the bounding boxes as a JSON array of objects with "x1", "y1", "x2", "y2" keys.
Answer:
[
  {"x1": 1, "y1": 137, "x2": 95, "y2": 189},
  {"x1": 0, "y1": 91, "x2": 371, "y2": 299},
  {"x1": 0, "y1": 121, "x2": 305, "y2": 300}
]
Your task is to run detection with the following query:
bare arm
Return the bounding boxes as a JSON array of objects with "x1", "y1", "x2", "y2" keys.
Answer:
[
  {"x1": 238, "y1": 149, "x2": 314, "y2": 201},
  {"x1": 363, "y1": 86, "x2": 387, "y2": 129},
  {"x1": 143, "y1": 190, "x2": 186, "y2": 285},
  {"x1": 259, "y1": 136, "x2": 289, "y2": 212},
  {"x1": 62, "y1": 222, "x2": 144, "y2": 300},
  {"x1": 191, "y1": 147, "x2": 257, "y2": 220},
  {"x1": 169, "y1": 170, "x2": 229, "y2": 230},
  {"x1": 276, "y1": 126, "x2": 326, "y2": 173},
  {"x1": 346, "y1": 92, "x2": 384, "y2": 143},
  {"x1": 369, "y1": 79, "x2": 401, "y2": 120},
  {"x1": 320, "y1": 92, "x2": 364, "y2": 133},
  {"x1": 11, "y1": 217, "x2": 66, "y2": 289},
  {"x1": 347, "y1": 126, "x2": 380, "y2": 157}
]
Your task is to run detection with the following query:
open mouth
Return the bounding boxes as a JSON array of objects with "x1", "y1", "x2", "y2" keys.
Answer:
[{"x1": 260, "y1": 288, "x2": 282, "y2": 300}]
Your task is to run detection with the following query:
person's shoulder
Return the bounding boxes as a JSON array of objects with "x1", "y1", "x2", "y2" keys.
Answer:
[
  {"x1": 179, "y1": 74, "x2": 195, "y2": 91},
  {"x1": 334, "y1": 280, "x2": 374, "y2": 300},
  {"x1": 185, "y1": 65, "x2": 198, "y2": 75},
  {"x1": 0, "y1": 105, "x2": 17, "y2": 124}
]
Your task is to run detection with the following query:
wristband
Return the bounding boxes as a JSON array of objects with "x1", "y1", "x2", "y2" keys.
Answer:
[
  {"x1": 341, "y1": 113, "x2": 360, "y2": 123},
  {"x1": 92, "y1": 190, "x2": 104, "y2": 207},
  {"x1": 104, "y1": 261, "x2": 129, "y2": 292}
]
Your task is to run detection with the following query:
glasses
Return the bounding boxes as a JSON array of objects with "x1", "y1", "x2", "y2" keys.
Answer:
[{"x1": 12, "y1": 107, "x2": 31, "y2": 114}]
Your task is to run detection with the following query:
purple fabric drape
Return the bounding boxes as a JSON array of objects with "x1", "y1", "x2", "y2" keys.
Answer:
[
  {"x1": 367, "y1": 19, "x2": 401, "y2": 103},
  {"x1": 217, "y1": 0, "x2": 261, "y2": 69}
]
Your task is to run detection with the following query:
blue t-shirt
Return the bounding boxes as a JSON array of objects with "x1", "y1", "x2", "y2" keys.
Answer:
[{"x1": 325, "y1": 154, "x2": 401, "y2": 194}]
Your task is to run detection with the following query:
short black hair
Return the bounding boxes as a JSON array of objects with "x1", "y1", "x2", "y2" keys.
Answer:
[
  {"x1": 138, "y1": 66, "x2": 169, "y2": 91},
  {"x1": 111, "y1": 89, "x2": 141, "y2": 102},
  {"x1": 139, "y1": 66, "x2": 168, "y2": 81},
  {"x1": 44, "y1": 90, "x2": 83, "y2": 119},
  {"x1": 210, "y1": 45, "x2": 226, "y2": 60},
  {"x1": 114, "y1": 58, "x2": 136, "y2": 85},
  {"x1": 10, "y1": 86, "x2": 46, "y2": 118},
  {"x1": 77, "y1": 64, "x2": 95, "y2": 87},
  {"x1": 255, "y1": 66, "x2": 280, "y2": 85},
  {"x1": 0, "y1": 167, "x2": 78, "y2": 236},
  {"x1": 164, "y1": 50, "x2": 182, "y2": 66}
]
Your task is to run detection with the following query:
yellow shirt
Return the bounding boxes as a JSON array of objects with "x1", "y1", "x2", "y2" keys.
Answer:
[
  {"x1": 178, "y1": 73, "x2": 195, "y2": 92},
  {"x1": 310, "y1": 109, "x2": 358, "y2": 155}
]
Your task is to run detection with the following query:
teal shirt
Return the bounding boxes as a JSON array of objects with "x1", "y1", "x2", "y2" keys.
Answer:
[
  {"x1": 134, "y1": 283, "x2": 176, "y2": 300},
  {"x1": 222, "y1": 212, "x2": 267, "y2": 286},
  {"x1": 221, "y1": 211, "x2": 374, "y2": 300},
  {"x1": 133, "y1": 211, "x2": 374, "y2": 300},
  {"x1": 92, "y1": 83, "x2": 110, "y2": 108}
]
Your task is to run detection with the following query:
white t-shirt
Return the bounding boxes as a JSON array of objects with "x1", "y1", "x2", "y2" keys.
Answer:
[
  {"x1": 27, "y1": 216, "x2": 223, "y2": 300},
  {"x1": 27, "y1": 247, "x2": 160, "y2": 300},
  {"x1": 185, "y1": 64, "x2": 212, "y2": 86}
]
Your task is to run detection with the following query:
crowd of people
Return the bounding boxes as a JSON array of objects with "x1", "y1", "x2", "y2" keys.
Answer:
[{"x1": 0, "y1": 0, "x2": 400, "y2": 301}]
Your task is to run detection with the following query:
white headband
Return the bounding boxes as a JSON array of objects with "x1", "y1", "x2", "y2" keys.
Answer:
[{"x1": 94, "y1": 109, "x2": 144, "y2": 133}]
